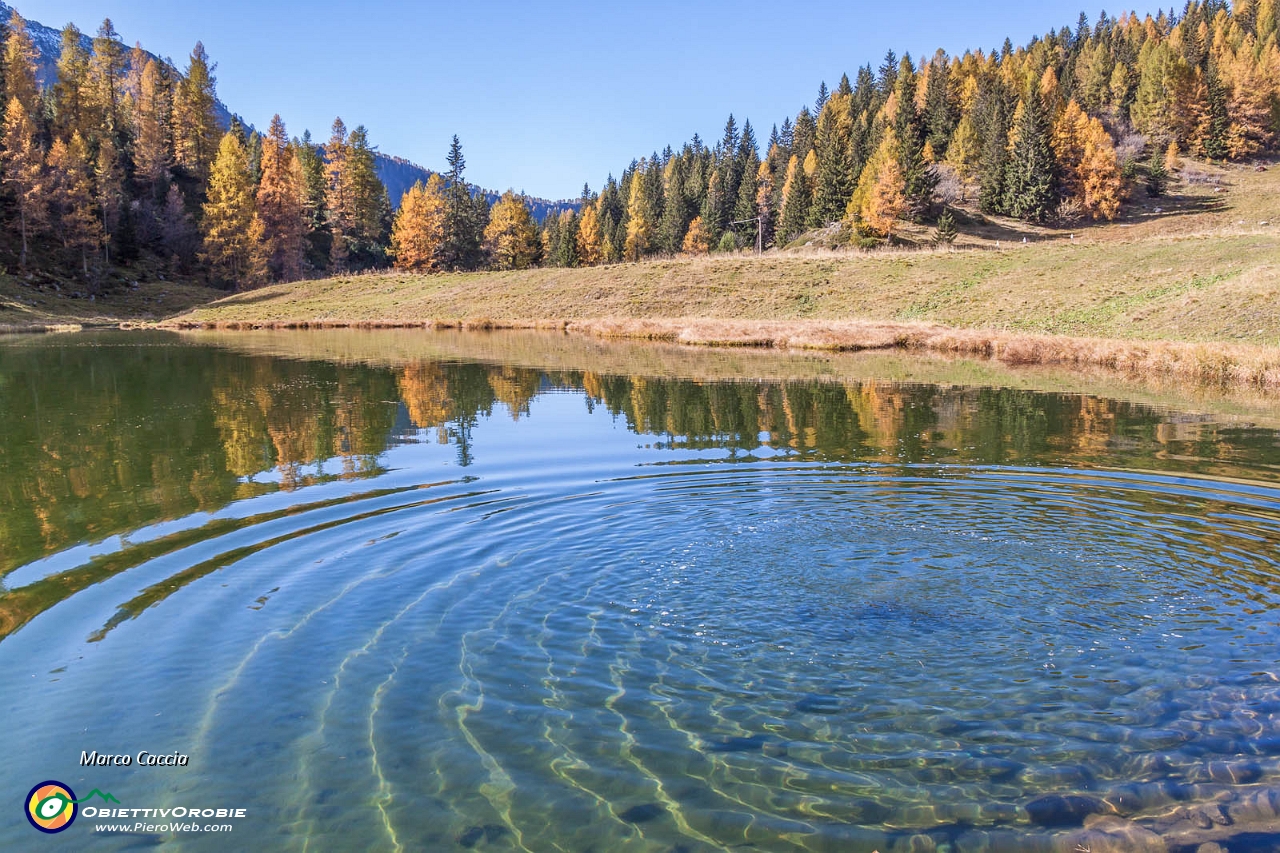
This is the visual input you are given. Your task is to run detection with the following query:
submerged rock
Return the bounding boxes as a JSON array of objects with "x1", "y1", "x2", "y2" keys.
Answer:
[
  {"x1": 618, "y1": 802, "x2": 665, "y2": 824},
  {"x1": 1227, "y1": 787, "x2": 1280, "y2": 824},
  {"x1": 703, "y1": 733, "x2": 772, "y2": 753},
  {"x1": 1056, "y1": 815, "x2": 1166, "y2": 852},
  {"x1": 1025, "y1": 793, "x2": 1104, "y2": 827},
  {"x1": 456, "y1": 824, "x2": 509, "y2": 848}
]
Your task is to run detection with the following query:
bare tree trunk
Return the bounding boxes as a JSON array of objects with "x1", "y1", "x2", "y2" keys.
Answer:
[{"x1": 19, "y1": 207, "x2": 27, "y2": 270}]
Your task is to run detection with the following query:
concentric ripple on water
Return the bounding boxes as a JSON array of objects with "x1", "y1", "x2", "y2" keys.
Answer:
[{"x1": 1, "y1": 332, "x2": 1279, "y2": 852}]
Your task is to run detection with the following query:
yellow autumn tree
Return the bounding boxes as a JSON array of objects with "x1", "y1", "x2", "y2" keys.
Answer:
[
  {"x1": 755, "y1": 158, "x2": 775, "y2": 232},
  {"x1": 1039, "y1": 67, "x2": 1063, "y2": 117},
  {"x1": 1052, "y1": 100, "x2": 1089, "y2": 201},
  {"x1": 47, "y1": 132, "x2": 104, "y2": 277},
  {"x1": 483, "y1": 190, "x2": 540, "y2": 270},
  {"x1": 624, "y1": 173, "x2": 650, "y2": 261},
  {"x1": 1219, "y1": 38, "x2": 1280, "y2": 157},
  {"x1": 256, "y1": 115, "x2": 306, "y2": 281},
  {"x1": 947, "y1": 113, "x2": 981, "y2": 182},
  {"x1": 133, "y1": 60, "x2": 173, "y2": 191},
  {"x1": 2, "y1": 12, "x2": 41, "y2": 119},
  {"x1": 802, "y1": 148, "x2": 819, "y2": 180},
  {"x1": 391, "y1": 175, "x2": 447, "y2": 271},
  {"x1": 681, "y1": 215, "x2": 711, "y2": 255},
  {"x1": 1077, "y1": 117, "x2": 1123, "y2": 220},
  {"x1": 1164, "y1": 140, "x2": 1182, "y2": 173},
  {"x1": 1053, "y1": 101, "x2": 1123, "y2": 220},
  {"x1": 201, "y1": 130, "x2": 267, "y2": 286},
  {"x1": 1, "y1": 98, "x2": 46, "y2": 269},
  {"x1": 576, "y1": 201, "x2": 603, "y2": 266},
  {"x1": 848, "y1": 132, "x2": 905, "y2": 237},
  {"x1": 865, "y1": 158, "x2": 908, "y2": 237}
]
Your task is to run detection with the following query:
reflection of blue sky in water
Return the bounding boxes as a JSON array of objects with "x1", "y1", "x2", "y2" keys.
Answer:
[{"x1": 1, "y1": 339, "x2": 1279, "y2": 852}]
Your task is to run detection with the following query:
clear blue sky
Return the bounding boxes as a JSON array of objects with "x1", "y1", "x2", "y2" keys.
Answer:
[{"x1": 25, "y1": 1, "x2": 1161, "y2": 200}]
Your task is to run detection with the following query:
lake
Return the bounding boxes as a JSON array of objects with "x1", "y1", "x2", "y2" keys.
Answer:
[{"x1": 2, "y1": 329, "x2": 1279, "y2": 852}]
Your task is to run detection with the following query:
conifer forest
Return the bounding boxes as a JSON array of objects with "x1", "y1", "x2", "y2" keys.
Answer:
[{"x1": 2, "y1": 1, "x2": 1279, "y2": 289}]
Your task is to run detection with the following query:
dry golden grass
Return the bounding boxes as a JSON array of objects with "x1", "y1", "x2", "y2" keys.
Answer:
[{"x1": 165, "y1": 315, "x2": 1280, "y2": 389}]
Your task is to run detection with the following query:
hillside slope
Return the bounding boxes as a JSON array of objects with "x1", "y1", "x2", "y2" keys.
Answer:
[{"x1": 170, "y1": 159, "x2": 1279, "y2": 348}]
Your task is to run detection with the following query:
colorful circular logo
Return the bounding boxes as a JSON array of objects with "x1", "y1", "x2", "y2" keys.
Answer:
[{"x1": 26, "y1": 781, "x2": 77, "y2": 833}]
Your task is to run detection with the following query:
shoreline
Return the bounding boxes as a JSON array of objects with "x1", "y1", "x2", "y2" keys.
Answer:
[{"x1": 155, "y1": 315, "x2": 1280, "y2": 390}]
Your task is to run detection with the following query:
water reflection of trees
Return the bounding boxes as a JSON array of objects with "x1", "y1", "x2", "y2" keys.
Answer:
[
  {"x1": 0, "y1": 344, "x2": 398, "y2": 576},
  {"x1": 3, "y1": 342, "x2": 1274, "y2": 584},
  {"x1": 577, "y1": 372, "x2": 1269, "y2": 475}
]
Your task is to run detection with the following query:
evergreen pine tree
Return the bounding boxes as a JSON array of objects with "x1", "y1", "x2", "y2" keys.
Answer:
[
  {"x1": 294, "y1": 130, "x2": 330, "y2": 268},
  {"x1": 1202, "y1": 61, "x2": 1230, "y2": 160},
  {"x1": 245, "y1": 130, "x2": 263, "y2": 187},
  {"x1": 877, "y1": 50, "x2": 900, "y2": 99},
  {"x1": 893, "y1": 55, "x2": 937, "y2": 218},
  {"x1": 88, "y1": 20, "x2": 125, "y2": 143},
  {"x1": 777, "y1": 154, "x2": 812, "y2": 243},
  {"x1": 174, "y1": 42, "x2": 220, "y2": 184},
  {"x1": 643, "y1": 153, "x2": 665, "y2": 244},
  {"x1": 660, "y1": 156, "x2": 691, "y2": 254},
  {"x1": 815, "y1": 81, "x2": 830, "y2": 113},
  {"x1": 1002, "y1": 94, "x2": 1058, "y2": 222},
  {"x1": 809, "y1": 94, "x2": 855, "y2": 225},
  {"x1": 732, "y1": 122, "x2": 761, "y2": 237},
  {"x1": 1145, "y1": 152, "x2": 1168, "y2": 197},
  {"x1": 924, "y1": 50, "x2": 957, "y2": 157},
  {"x1": 779, "y1": 116, "x2": 794, "y2": 150},
  {"x1": 854, "y1": 65, "x2": 877, "y2": 115},
  {"x1": 440, "y1": 135, "x2": 484, "y2": 270},
  {"x1": 792, "y1": 108, "x2": 816, "y2": 161},
  {"x1": 934, "y1": 209, "x2": 958, "y2": 244},
  {"x1": 717, "y1": 115, "x2": 742, "y2": 232},
  {"x1": 345, "y1": 125, "x2": 390, "y2": 266},
  {"x1": 976, "y1": 81, "x2": 1014, "y2": 213},
  {"x1": 555, "y1": 209, "x2": 579, "y2": 267}
]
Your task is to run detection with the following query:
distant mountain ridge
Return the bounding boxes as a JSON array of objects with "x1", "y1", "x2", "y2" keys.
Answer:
[
  {"x1": 3, "y1": 1, "x2": 577, "y2": 220},
  {"x1": 0, "y1": 1, "x2": 238, "y2": 129},
  {"x1": 375, "y1": 154, "x2": 579, "y2": 220}
]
